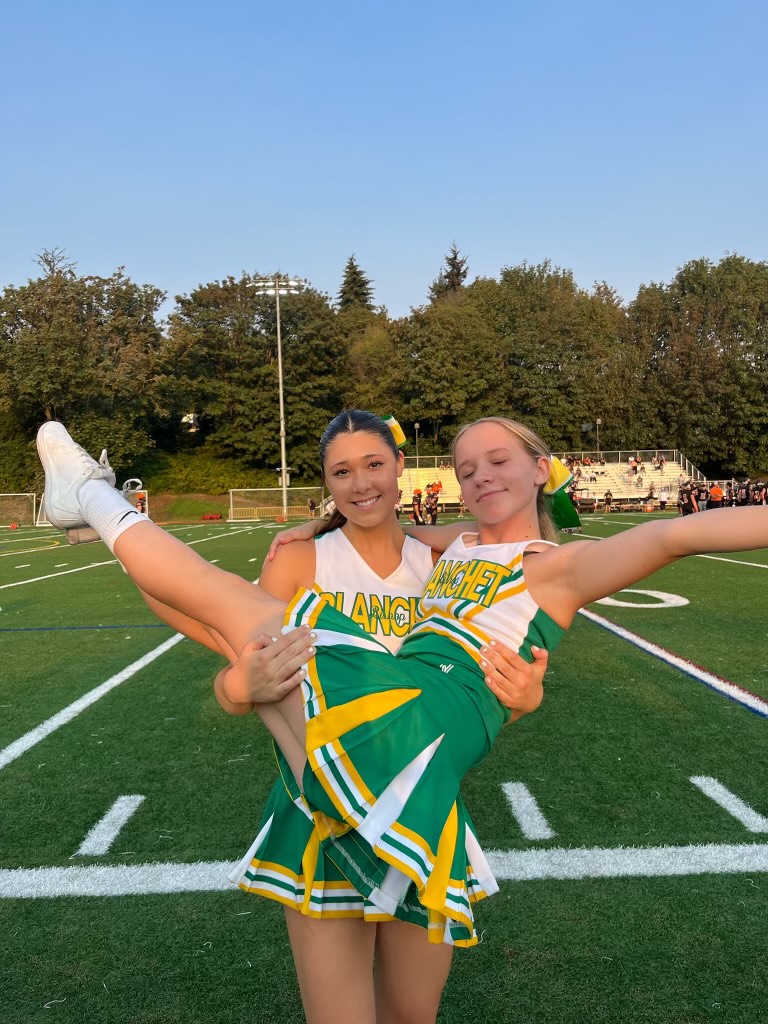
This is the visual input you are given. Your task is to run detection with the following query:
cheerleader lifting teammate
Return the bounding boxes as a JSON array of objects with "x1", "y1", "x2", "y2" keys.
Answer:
[{"x1": 37, "y1": 417, "x2": 768, "y2": 1009}]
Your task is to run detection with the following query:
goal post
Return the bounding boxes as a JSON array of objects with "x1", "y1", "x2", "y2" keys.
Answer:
[
  {"x1": 229, "y1": 486, "x2": 325, "y2": 522},
  {"x1": 0, "y1": 493, "x2": 36, "y2": 527}
]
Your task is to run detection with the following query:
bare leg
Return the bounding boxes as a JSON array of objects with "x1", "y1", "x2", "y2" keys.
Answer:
[
  {"x1": 114, "y1": 522, "x2": 284, "y2": 654},
  {"x1": 138, "y1": 589, "x2": 236, "y2": 659},
  {"x1": 284, "y1": 910, "x2": 377, "y2": 1024},
  {"x1": 374, "y1": 920, "x2": 453, "y2": 1024}
]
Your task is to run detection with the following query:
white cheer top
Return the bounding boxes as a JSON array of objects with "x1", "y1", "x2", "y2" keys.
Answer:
[
  {"x1": 314, "y1": 529, "x2": 435, "y2": 653},
  {"x1": 406, "y1": 534, "x2": 565, "y2": 662}
]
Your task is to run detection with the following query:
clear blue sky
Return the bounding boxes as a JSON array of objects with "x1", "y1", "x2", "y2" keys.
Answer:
[{"x1": 2, "y1": 0, "x2": 766, "y2": 317}]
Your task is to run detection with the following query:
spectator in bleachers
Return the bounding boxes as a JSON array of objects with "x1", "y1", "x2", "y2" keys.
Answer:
[{"x1": 659, "y1": 455, "x2": 666, "y2": 474}]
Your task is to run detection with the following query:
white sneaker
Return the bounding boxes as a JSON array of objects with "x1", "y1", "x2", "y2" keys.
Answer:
[{"x1": 36, "y1": 422, "x2": 117, "y2": 530}]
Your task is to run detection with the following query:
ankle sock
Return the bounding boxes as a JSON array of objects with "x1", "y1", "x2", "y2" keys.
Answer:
[{"x1": 79, "y1": 480, "x2": 147, "y2": 553}]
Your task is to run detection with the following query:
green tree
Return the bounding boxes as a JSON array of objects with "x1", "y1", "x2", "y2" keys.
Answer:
[
  {"x1": 164, "y1": 275, "x2": 348, "y2": 478},
  {"x1": 466, "y1": 262, "x2": 625, "y2": 451},
  {"x1": 337, "y1": 256, "x2": 374, "y2": 312},
  {"x1": 429, "y1": 243, "x2": 469, "y2": 302},
  {"x1": 390, "y1": 295, "x2": 502, "y2": 446},
  {"x1": 0, "y1": 253, "x2": 166, "y2": 479},
  {"x1": 629, "y1": 256, "x2": 768, "y2": 472}
]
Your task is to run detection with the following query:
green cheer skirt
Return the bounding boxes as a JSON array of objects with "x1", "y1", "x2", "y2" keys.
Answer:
[{"x1": 231, "y1": 587, "x2": 511, "y2": 946}]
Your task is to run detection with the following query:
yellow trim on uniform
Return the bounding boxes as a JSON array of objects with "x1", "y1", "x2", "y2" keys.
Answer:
[
  {"x1": 251, "y1": 859, "x2": 300, "y2": 882},
  {"x1": 423, "y1": 802, "x2": 458, "y2": 909},
  {"x1": 305, "y1": 649, "x2": 328, "y2": 713},
  {"x1": 390, "y1": 820, "x2": 437, "y2": 869},
  {"x1": 305, "y1": 688, "x2": 420, "y2": 750},
  {"x1": 463, "y1": 580, "x2": 527, "y2": 621}
]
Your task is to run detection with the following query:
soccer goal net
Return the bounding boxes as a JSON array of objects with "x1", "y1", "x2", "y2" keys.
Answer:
[
  {"x1": 229, "y1": 487, "x2": 326, "y2": 522},
  {"x1": 0, "y1": 493, "x2": 36, "y2": 527}
]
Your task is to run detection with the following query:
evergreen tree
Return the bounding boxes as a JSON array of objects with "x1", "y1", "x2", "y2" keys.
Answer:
[
  {"x1": 337, "y1": 256, "x2": 374, "y2": 311},
  {"x1": 429, "y1": 243, "x2": 469, "y2": 302}
]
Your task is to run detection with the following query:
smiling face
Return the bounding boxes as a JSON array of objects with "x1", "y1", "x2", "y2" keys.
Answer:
[
  {"x1": 453, "y1": 421, "x2": 550, "y2": 540},
  {"x1": 323, "y1": 429, "x2": 404, "y2": 529}
]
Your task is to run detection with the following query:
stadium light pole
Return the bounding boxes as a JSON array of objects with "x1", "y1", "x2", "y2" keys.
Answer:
[
  {"x1": 414, "y1": 422, "x2": 420, "y2": 468},
  {"x1": 250, "y1": 275, "x2": 306, "y2": 522},
  {"x1": 596, "y1": 418, "x2": 602, "y2": 454}
]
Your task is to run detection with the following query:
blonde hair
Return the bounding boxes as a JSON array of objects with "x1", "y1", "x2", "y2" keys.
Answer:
[{"x1": 452, "y1": 416, "x2": 559, "y2": 543}]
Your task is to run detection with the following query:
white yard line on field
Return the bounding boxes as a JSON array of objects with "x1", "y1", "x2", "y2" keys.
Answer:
[
  {"x1": 2, "y1": 841, "x2": 768, "y2": 897},
  {"x1": 690, "y1": 776, "x2": 768, "y2": 833},
  {"x1": 74, "y1": 796, "x2": 146, "y2": 856},
  {"x1": 0, "y1": 525, "x2": 260, "y2": 591},
  {"x1": 0, "y1": 635, "x2": 184, "y2": 772},
  {"x1": 578, "y1": 607, "x2": 768, "y2": 717},
  {"x1": 501, "y1": 782, "x2": 556, "y2": 840},
  {"x1": 579, "y1": 526, "x2": 768, "y2": 569},
  {"x1": 0, "y1": 560, "x2": 117, "y2": 590}
]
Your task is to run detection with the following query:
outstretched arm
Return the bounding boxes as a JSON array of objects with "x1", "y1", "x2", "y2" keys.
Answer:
[{"x1": 532, "y1": 506, "x2": 768, "y2": 621}]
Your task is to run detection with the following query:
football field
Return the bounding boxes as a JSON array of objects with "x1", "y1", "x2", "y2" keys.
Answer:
[{"x1": 1, "y1": 515, "x2": 767, "y2": 1024}]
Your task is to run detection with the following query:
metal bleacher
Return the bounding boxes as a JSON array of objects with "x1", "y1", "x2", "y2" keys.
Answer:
[{"x1": 399, "y1": 449, "x2": 703, "y2": 514}]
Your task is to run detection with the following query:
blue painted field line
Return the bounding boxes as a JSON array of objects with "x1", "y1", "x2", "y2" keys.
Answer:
[{"x1": 579, "y1": 607, "x2": 768, "y2": 718}]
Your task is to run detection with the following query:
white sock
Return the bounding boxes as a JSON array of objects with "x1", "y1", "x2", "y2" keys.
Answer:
[{"x1": 79, "y1": 480, "x2": 148, "y2": 553}]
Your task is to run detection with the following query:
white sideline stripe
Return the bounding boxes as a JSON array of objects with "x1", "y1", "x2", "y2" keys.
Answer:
[
  {"x1": 580, "y1": 527, "x2": 768, "y2": 568},
  {"x1": 0, "y1": 635, "x2": 184, "y2": 772},
  {"x1": 487, "y1": 842, "x2": 768, "y2": 881},
  {"x1": 578, "y1": 607, "x2": 768, "y2": 718},
  {"x1": 690, "y1": 776, "x2": 768, "y2": 833},
  {"x1": 75, "y1": 796, "x2": 146, "y2": 856},
  {"x1": 501, "y1": 782, "x2": 556, "y2": 840},
  {"x1": 0, "y1": 525, "x2": 258, "y2": 591},
  {"x1": 3, "y1": 842, "x2": 768, "y2": 897},
  {"x1": 0, "y1": 560, "x2": 117, "y2": 590},
  {"x1": 697, "y1": 554, "x2": 768, "y2": 569}
]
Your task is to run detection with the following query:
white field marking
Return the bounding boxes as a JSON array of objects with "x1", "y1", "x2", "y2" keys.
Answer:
[
  {"x1": 0, "y1": 525, "x2": 259, "y2": 592},
  {"x1": 578, "y1": 607, "x2": 768, "y2": 718},
  {"x1": 0, "y1": 560, "x2": 117, "y2": 591},
  {"x1": 74, "y1": 796, "x2": 146, "y2": 856},
  {"x1": 579, "y1": 526, "x2": 768, "y2": 569},
  {"x1": 0, "y1": 634, "x2": 184, "y2": 772},
  {"x1": 594, "y1": 588, "x2": 689, "y2": 609},
  {"x1": 0, "y1": 543, "x2": 61, "y2": 558},
  {"x1": 697, "y1": 554, "x2": 768, "y2": 569},
  {"x1": 3, "y1": 841, "x2": 768, "y2": 897},
  {"x1": 15, "y1": 564, "x2": 31, "y2": 569},
  {"x1": 54, "y1": 563, "x2": 69, "y2": 567},
  {"x1": 690, "y1": 777, "x2": 768, "y2": 833},
  {"x1": 501, "y1": 782, "x2": 556, "y2": 840}
]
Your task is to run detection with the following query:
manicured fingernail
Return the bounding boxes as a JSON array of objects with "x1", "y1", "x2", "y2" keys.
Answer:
[
  {"x1": 480, "y1": 646, "x2": 488, "y2": 654},
  {"x1": 490, "y1": 640, "x2": 497, "y2": 647},
  {"x1": 531, "y1": 645, "x2": 541, "y2": 653},
  {"x1": 307, "y1": 646, "x2": 315, "y2": 655},
  {"x1": 480, "y1": 660, "x2": 488, "y2": 668},
  {"x1": 310, "y1": 632, "x2": 317, "y2": 639},
  {"x1": 485, "y1": 676, "x2": 492, "y2": 684}
]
